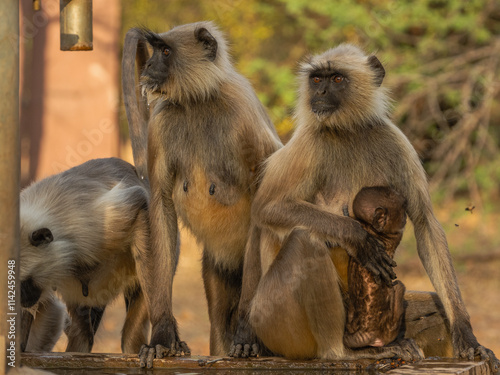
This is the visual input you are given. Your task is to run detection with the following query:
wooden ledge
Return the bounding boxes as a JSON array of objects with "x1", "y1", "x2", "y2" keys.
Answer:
[{"x1": 21, "y1": 352, "x2": 492, "y2": 374}]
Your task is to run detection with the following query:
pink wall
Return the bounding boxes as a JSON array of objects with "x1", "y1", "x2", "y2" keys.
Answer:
[{"x1": 20, "y1": 0, "x2": 121, "y2": 185}]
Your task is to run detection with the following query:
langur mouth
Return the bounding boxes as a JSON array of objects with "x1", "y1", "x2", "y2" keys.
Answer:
[
  {"x1": 310, "y1": 99, "x2": 337, "y2": 116},
  {"x1": 21, "y1": 277, "x2": 43, "y2": 308},
  {"x1": 141, "y1": 83, "x2": 166, "y2": 106}
]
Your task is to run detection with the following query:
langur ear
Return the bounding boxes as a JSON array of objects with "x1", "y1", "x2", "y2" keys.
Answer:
[
  {"x1": 29, "y1": 228, "x2": 54, "y2": 247},
  {"x1": 367, "y1": 55, "x2": 385, "y2": 87},
  {"x1": 195, "y1": 27, "x2": 218, "y2": 61},
  {"x1": 372, "y1": 207, "x2": 388, "y2": 232}
]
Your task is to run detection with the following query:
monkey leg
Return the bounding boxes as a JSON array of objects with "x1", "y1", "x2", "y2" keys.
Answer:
[
  {"x1": 122, "y1": 285, "x2": 150, "y2": 353},
  {"x1": 230, "y1": 226, "x2": 267, "y2": 358},
  {"x1": 386, "y1": 280, "x2": 406, "y2": 344},
  {"x1": 122, "y1": 209, "x2": 151, "y2": 353},
  {"x1": 344, "y1": 280, "x2": 407, "y2": 349},
  {"x1": 202, "y1": 251, "x2": 241, "y2": 356},
  {"x1": 249, "y1": 229, "x2": 399, "y2": 360},
  {"x1": 65, "y1": 305, "x2": 105, "y2": 352},
  {"x1": 20, "y1": 309, "x2": 34, "y2": 352},
  {"x1": 25, "y1": 295, "x2": 67, "y2": 352}
]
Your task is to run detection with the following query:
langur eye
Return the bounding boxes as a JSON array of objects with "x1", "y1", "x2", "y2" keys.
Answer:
[
  {"x1": 312, "y1": 77, "x2": 321, "y2": 83},
  {"x1": 163, "y1": 47, "x2": 170, "y2": 56},
  {"x1": 332, "y1": 75, "x2": 344, "y2": 83}
]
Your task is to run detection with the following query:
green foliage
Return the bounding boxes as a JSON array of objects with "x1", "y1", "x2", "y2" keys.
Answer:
[{"x1": 121, "y1": 0, "x2": 500, "y2": 201}]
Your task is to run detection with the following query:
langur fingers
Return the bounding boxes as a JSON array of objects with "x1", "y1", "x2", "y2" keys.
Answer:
[
  {"x1": 242, "y1": 344, "x2": 251, "y2": 358},
  {"x1": 138, "y1": 344, "x2": 148, "y2": 368},
  {"x1": 364, "y1": 255, "x2": 395, "y2": 286},
  {"x1": 465, "y1": 347, "x2": 475, "y2": 361},
  {"x1": 364, "y1": 263, "x2": 381, "y2": 284},
  {"x1": 378, "y1": 266, "x2": 397, "y2": 287},
  {"x1": 138, "y1": 345, "x2": 157, "y2": 369},
  {"x1": 228, "y1": 343, "x2": 240, "y2": 357},
  {"x1": 179, "y1": 341, "x2": 191, "y2": 356},
  {"x1": 229, "y1": 343, "x2": 243, "y2": 357},
  {"x1": 380, "y1": 251, "x2": 397, "y2": 268},
  {"x1": 155, "y1": 344, "x2": 169, "y2": 358},
  {"x1": 251, "y1": 343, "x2": 259, "y2": 357},
  {"x1": 477, "y1": 345, "x2": 489, "y2": 361},
  {"x1": 169, "y1": 342, "x2": 177, "y2": 357},
  {"x1": 475, "y1": 346, "x2": 500, "y2": 373}
]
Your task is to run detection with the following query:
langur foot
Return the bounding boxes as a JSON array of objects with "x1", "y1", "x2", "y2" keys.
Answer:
[
  {"x1": 229, "y1": 342, "x2": 260, "y2": 358},
  {"x1": 139, "y1": 341, "x2": 191, "y2": 368},
  {"x1": 452, "y1": 322, "x2": 500, "y2": 373},
  {"x1": 387, "y1": 338, "x2": 424, "y2": 361},
  {"x1": 229, "y1": 320, "x2": 262, "y2": 358}
]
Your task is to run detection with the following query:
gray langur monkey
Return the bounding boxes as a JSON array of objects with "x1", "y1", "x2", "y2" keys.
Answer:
[
  {"x1": 231, "y1": 44, "x2": 499, "y2": 372},
  {"x1": 20, "y1": 158, "x2": 150, "y2": 353},
  {"x1": 122, "y1": 21, "x2": 282, "y2": 367}
]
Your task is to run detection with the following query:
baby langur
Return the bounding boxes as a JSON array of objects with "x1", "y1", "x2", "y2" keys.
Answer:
[
  {"x1": 20, "y1": 158, "x2": 150, "y2": 353},
  {"x1": 344, "y1": 186, "x2": 407, "y2": 349}
]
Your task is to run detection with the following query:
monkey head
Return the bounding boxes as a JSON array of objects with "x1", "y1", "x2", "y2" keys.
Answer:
[
  {"x1": 139, "y1": 21, "x2": 232, "y2": 105},
  {"x1": 297, "y1": 44, "x2": 389, "y2": 132},
  {"x1": 353, "y1": 186, "x2": 407, "y2": 236},
  {"x1": 19, "y1": 184, "x2": 98, "y2": 309}
]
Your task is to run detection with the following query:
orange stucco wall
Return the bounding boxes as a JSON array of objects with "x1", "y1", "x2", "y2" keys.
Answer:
[{"x1": 20, "y1": 0, "x2": 121, "y2": 185}]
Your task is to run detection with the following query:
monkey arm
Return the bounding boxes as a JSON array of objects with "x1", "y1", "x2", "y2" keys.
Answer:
[
  {"x1": 408, "y1": 186, "x2": 499, "y2": 370},
  {"x1": 252, "y1": 197, "x2": 396, "y2": 285},
  {"x1": 137, "y1": 153, "x2": 189, "y2": 368}
]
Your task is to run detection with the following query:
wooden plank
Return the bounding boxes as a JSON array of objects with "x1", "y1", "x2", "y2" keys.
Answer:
[
  {"x1": 21, "y1": 353, "x2": 491, "y2": 374},
  {"x1": 387, "y1": 358, "x2": 491, "y2": 374}
]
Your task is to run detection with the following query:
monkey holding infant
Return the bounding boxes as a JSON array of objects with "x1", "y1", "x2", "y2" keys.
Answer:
[{"x1": 232, "y1": 43, "x2": 499, "y2": 373}]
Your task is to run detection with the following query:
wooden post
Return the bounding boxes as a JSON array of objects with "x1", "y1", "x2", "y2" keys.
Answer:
[{"x1": 0, "y1": 0, "x2": 20, "y2": 372}]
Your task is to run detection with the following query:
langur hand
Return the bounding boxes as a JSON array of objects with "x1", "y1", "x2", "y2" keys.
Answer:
[
  {"x1": 346, "y1": 228, "x2": 397, "y2": 286},
  {"x1": 138, "y1": 322, "x2": 190, "y2": 368}
]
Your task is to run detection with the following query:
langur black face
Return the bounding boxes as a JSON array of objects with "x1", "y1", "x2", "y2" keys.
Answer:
[
  {"x1": 20, "y1": 228, "x2": 54, "y2": 307},
  {"x1": 142, "y1": 31, "x2": 172, "y2": 88},
  {"x1": 140, "y1": 27, "x2": 218, "y2": 96},
  {"x1": 307, "y1": 54, "x2": 385, "y2": 117},
  {"x1": 308, "y1": 68, "x2": 349, "y2": 116}
]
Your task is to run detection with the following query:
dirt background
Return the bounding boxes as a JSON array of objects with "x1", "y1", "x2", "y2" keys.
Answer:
[{"x1": 52, "y1": 224, "x2": 500, "y2": 357}]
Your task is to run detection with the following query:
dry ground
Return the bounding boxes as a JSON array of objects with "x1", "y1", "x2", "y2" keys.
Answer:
[{"x1": 53, "y1": 228, "x2": 500, "y2": 358}]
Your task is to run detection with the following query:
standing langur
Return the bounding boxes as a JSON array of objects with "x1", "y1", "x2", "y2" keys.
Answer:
[
  {"x1": 20, "y1": 158, "x2": 150, "y2": 353},
  {"x1": 122, "y1": 21, "x2": 281, "y2": 367},
  {"x1": 232, "y1": 44, "x2": 499, "y2": 371},
  {"x1": 344, "y1": 186, "x2": 407, "y2": 349}
]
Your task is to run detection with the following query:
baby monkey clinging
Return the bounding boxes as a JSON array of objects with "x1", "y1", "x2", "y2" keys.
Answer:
[{"x1": 345, "y1": 186, "x2": 407, "y2": 349}]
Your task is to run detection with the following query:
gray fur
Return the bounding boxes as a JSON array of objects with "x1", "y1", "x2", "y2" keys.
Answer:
[
  {"x1": 21, "y1": 294, "x2": 68, "y2": 352},
  {"x1": 20, "y1": 158, "x2": 150, "y2": 353}
]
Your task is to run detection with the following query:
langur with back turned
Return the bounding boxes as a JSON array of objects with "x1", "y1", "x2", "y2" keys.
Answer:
[
  {"x1": 231, "y1": 44, "x2": 499, "y2": 372},
  {"x1": 122, "y1": 21, "x2": 282, "y2": 367}
]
